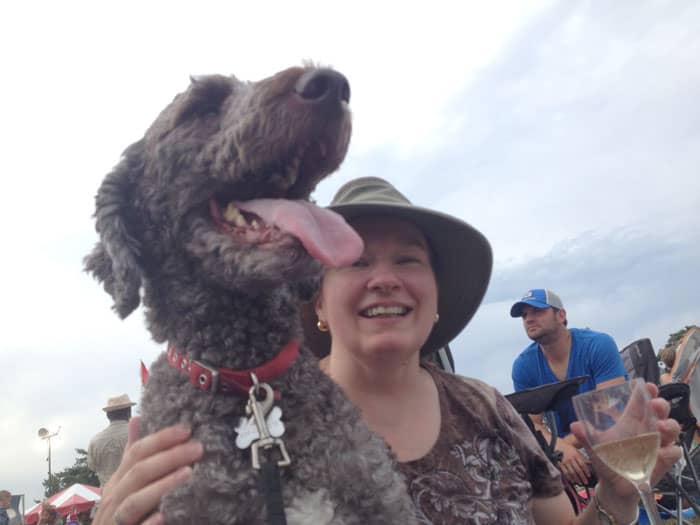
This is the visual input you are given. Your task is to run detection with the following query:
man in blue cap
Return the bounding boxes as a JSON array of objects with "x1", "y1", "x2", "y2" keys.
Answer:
[{"x1": 510, "y1": 288, "x2": 627, "y2": 486}]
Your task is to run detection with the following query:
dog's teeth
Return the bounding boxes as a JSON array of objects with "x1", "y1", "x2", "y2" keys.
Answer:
[
  {"x1": 224, "y1": 203, "x2": 247, "y2": 227},
  {"x1": 223, "y1": 203, "x2": 241, "y2": 222},
  {"x1": 251, "y1": 219, "x2": 260, "y2": 230}
]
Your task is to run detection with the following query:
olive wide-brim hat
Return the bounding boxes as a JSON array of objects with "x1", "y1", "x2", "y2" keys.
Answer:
[{"x1": 301, "y1": 176, "x2": 493, "y2": 357}]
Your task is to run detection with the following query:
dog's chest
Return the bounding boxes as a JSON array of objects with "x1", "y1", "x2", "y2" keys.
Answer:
[{"x1": 139, "y1": 355, "x2": 417, "y2": 525}]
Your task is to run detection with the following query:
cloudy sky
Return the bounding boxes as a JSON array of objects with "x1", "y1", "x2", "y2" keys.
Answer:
[{"x1": 2, "y1": 0, "x2": 699, "y2": 507}]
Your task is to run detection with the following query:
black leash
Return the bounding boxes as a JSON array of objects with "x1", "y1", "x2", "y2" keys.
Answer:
[
  {"x1": 235, "y1": 374, "x2": 291, "y2": 525},
  {"x1": 259, "y1": 460, "x2": 287, "y2": 525}
]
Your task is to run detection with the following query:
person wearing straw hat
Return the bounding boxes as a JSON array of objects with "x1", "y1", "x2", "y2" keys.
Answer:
[
  {"x1": 88, "y1": 394, "x2": 136, "y2": 487},
  {"x1": 90, "y1": 177, "x2": 680, "y2": 525}
]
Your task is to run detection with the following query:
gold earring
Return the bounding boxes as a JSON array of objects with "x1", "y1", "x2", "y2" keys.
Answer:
[
  {"x1": 317, "y1": 319, "x2": 329, "y2": 332},
  {"x1": 434, "y1": 313, "x2": 440, "y2": 324}
]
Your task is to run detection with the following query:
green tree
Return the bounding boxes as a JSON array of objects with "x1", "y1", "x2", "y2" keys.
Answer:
[
  {"x1": 42, "y1": 474, "x2": 61, "y2": 498},
  {"x1": 42, "y1": 448, "x2": 99, "y2": 497},
  {"x1": 665, "y1": 325, "x2": 696, "y2": 350}
]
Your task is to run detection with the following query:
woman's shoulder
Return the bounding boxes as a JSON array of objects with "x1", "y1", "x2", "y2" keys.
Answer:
[{"x1": 423, "y1": 362, "x2": 509, "y2": 416}]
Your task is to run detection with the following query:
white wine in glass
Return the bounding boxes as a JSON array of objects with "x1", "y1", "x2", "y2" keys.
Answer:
[{"x1": 573, "y1": 378, "x2": 662, "y2": 524}]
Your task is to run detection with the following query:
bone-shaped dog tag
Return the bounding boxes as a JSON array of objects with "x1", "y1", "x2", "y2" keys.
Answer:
[
  {"x1": 234, "y1": 406, "x2": 285, "y2": 449},
  {"x1": 234, "y1": 416, "x2": 258, "y2": 449},
  {"x1": 265, "y1": 406, "x2": 285, "y2": 438}
]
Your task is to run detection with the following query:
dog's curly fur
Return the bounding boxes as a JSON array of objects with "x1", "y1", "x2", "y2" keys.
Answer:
[{"x1": 84, "y1": 65, "x2": 416, "y2": 524}]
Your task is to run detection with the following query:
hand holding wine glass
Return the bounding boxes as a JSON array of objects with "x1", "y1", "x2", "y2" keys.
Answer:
[{"x1": 573, "y1": 378, "x2": 665, "y2": 524}]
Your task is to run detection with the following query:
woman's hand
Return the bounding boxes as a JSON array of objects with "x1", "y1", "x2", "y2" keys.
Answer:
[
  {"x1": 570, "y1": 383, "x2": 681, "y2": 518},
  {"x1": 92, "y1": 417, "x2": 204, "y2": 525}
]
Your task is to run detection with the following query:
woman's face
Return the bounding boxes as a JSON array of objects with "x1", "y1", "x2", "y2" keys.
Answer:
[{"x1": 316, "y1": 215, "x2": 438, "y2": 361}]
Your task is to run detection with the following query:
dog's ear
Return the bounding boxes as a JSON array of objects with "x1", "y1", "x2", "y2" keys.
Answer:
[
  {"x1": 173, "y1": 75, "x2": 234, "y2": 127},
  {"x1": 292, "y1": 275, "x2": 322, "y2": 303},
  {"x1": 84, "y1": 140, "x2": 144, "y2": 319}
]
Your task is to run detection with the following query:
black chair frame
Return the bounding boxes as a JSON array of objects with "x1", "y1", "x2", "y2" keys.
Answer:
[
  {"x1": 655, "y1": 382, "x2": 700, "y2": 524},
  {"x1": 506, "y1": 376, "x2": 591, "y2": 514}
]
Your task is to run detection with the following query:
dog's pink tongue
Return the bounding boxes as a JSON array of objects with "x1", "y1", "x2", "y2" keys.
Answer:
[{"x1": 234, "y1": 199, "x2": 363, "y2": 268}]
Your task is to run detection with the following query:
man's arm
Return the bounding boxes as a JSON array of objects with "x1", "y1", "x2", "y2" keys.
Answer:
[
  {"x1": 527, "y1": 413, "x2": 591, "y2": 486},
  {"x1": 588, "y1": 332, "x2": 627, "y2": 386},
  {"x1": 596, "y1": 377, "x2": 625, "y2": 389}
]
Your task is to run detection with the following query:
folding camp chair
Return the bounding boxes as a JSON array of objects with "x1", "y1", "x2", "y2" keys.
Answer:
[
  {"x1": 655, "y1": 328, "x2": 700, "y2": 524},
  {"x1": 655, "y1": 382, "x2": 700, "y2": 523},
  {"x1": 671, "y1": 327, "x2": 700, "y2": 420},
  {"x1": 620, "y1": 338, "x2": 661, "y2": 384},
  {"x1": 617, "y1": 330, "x2": 700, "y2": 522},
  {"x1": 505, "y1": 376, "x2": 590, "y2": 514},
  {"x1": 431, "y1": 343, "x2": 455, "y2": 373}
]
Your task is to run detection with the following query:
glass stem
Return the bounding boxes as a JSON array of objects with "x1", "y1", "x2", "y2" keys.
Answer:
[{"x1": 637, "y1": 481, "x2": 663, "y2": 525}]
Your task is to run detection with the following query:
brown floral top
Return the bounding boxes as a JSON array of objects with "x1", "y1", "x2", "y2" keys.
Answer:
[{"x1": 398, "y1": 364, "x2": 563, "y2": 524}]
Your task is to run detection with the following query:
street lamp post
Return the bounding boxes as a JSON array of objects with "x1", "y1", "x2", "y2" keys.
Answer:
[{"x1": 38, "y1": 426, "x2": 60, "y2": 491}]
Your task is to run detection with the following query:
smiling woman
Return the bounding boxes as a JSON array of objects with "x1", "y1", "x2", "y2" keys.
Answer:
[
  {"x1": 315, "y1": 215, "x2": 439, "y2": 364},
  {"x1": 299, "y1": 176, "x2": 682, "y2": 525}
]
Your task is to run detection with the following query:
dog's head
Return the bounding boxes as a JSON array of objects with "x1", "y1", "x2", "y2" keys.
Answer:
[{"x1": 85, "y1": 65, "x2": 361, "y2": 318}]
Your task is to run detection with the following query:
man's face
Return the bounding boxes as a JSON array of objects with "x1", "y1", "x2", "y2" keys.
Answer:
[{"x1": 520, "y1": 305, "x2": 564, "y2": 342}]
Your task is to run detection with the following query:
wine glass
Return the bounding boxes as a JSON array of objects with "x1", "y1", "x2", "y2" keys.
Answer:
[{"x1": 573, "y1": 378, "x2": 662, "y2": 524}]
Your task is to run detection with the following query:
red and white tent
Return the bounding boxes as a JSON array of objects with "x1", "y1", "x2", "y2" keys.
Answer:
[{"x1": 24, "y1": 484, "x2": 101, "y2": 524}]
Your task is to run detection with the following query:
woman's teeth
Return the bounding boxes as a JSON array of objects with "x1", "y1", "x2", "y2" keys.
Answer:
[{"x1": 362, "y1": 306, "x2": 408, "y2": 318}]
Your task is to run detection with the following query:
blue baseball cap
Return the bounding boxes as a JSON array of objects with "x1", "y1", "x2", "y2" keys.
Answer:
[{"x1": 510, "y1": 289, "x2": 564, "y2": 317}]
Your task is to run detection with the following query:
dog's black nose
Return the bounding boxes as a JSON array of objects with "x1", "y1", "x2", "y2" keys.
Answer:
[{"x1": 295, "y1": 68, "x2": 350, "y2": 105}]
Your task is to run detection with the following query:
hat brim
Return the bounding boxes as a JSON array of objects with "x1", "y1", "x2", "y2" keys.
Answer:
[
  {"x1": 301, "y1": 201, "x2": 492, "y2": 357},
  {"x1": 509, "y1": 299, "x2": 550, "y2": 318},
  {"x1": 103, "y1": 402, "x2": 136, "y2": 412}
]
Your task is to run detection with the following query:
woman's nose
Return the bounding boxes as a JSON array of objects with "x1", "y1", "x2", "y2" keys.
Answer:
[{"x1": 367, "y1": 263, "x2": 401, "y2": 293}]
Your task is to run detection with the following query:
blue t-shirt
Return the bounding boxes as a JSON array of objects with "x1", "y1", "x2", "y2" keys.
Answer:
[{"x1": 511, "y1": 328, "x2": 627, "y2": 436}]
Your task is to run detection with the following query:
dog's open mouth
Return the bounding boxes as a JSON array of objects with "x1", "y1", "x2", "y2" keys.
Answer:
[{"x1": 209, "y1": 197, "x2": 362, "y2": 268}]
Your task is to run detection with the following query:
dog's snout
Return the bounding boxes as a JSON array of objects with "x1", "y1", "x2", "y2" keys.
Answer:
[{"x1": 295, "y1": 68, "x2": 350, "y2": 105}]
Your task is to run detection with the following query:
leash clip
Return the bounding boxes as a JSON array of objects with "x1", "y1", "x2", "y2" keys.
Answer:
[{"x1": 234, "y1": 374, "x2": 291, "y2": 469}]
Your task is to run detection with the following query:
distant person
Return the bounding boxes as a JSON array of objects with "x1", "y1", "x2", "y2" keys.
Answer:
[
  {"x1": 88, "y1": 394, "x2": 136, "y2": 487},
  {"x1": 659, "y1": 345, "x2": 677, "y2": 384},
  {"x1": 0, "y1": 491, "x2": 19, "y2": 525},
  {"x1": 0, "y1": 490, "x2": 10, "y2": 525},
  {"x1": 37, "y1": 502, "x2": 58, "y2": 525},
  {"x1": 510, "y1": 288, "x2": 627, "y2": 486}
]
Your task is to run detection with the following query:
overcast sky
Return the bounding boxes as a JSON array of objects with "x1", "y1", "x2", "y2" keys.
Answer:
[{"x1": 1, "y1": 0, "x2": 699, "y2": 507}]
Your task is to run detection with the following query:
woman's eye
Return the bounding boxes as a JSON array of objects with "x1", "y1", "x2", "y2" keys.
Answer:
[
  {"x1": 351, "y1": 258, "x2": 369, "y2": 268},
  {"x1": 397, "y1": 256, "x2": 421, "y2": 264}
]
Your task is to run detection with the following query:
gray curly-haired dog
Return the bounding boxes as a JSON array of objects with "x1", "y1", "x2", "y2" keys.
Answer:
[{"x1": 84, "y1": 65, "x2": 417, "y2": 524}]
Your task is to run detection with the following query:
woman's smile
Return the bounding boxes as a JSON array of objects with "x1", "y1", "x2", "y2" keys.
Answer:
[
  {"x1": 359, "y1": 304, "x2": 412, "y2": 318},
  {"x1": 316, "y1": 215, "x2": 438, "y2": 360}
]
